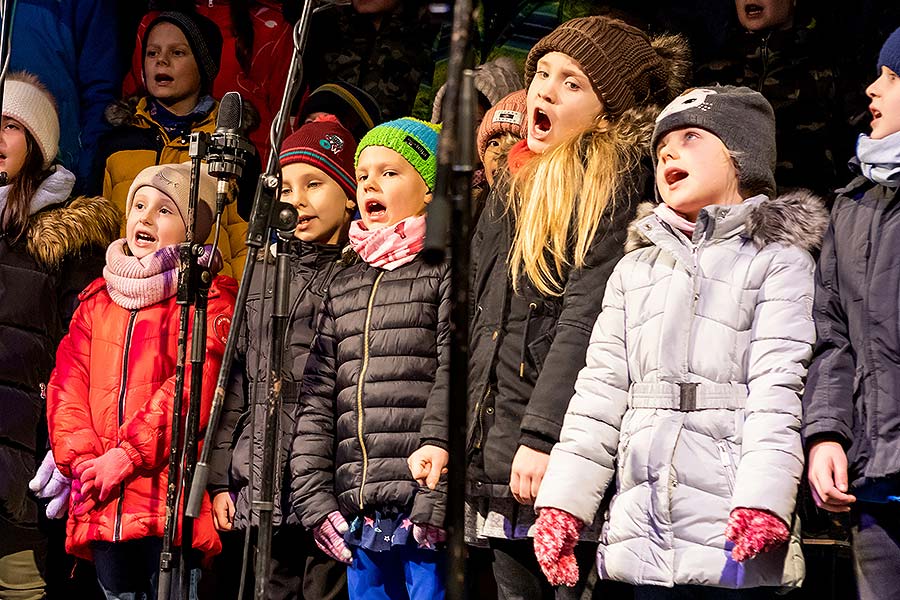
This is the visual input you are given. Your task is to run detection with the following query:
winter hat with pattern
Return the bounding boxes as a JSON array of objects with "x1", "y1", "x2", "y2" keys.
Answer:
[
  {"x1": 125, "y1": 162, "x2": 217, "y2": 242},
  {"x1": 355, "y1": 117, "x2": 442, "y2": 191},
  {"x1": 524, "y1": 16, "x2": 672, "y2": 117},
  {"x1": 143, "y1": 11, "x2": 223, "y2": 94},
  {"x1": 651, "y1": 86, "x2": 777, "y2": 197},
  {"x1": 3, "y1": 72, "x2": 59, "y2": 169},
  {"x1": 279, "y1": 115, "x2": 358, "y2": 199},
  {"x1": 301, "y1": 81, "x2": 382, "y2": 141},
  {"x1": 878, "y1": 27, "x2": 900, "y2": 75},
  {"x1": 431, "y1": 57, "x2": 524, "y2": 123},
  {"x1": 477, "y1": 89, "x2": 528, "y2": 162}
]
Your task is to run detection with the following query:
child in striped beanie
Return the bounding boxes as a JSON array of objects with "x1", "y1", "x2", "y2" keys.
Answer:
[{"x1": 205, "y1": 115, "x2": 358, "y2": 598}]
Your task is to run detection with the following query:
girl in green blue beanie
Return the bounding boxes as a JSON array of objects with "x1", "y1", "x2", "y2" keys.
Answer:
[{"x1": 289, "y1": 117, "x2": 451, "y2": 599}]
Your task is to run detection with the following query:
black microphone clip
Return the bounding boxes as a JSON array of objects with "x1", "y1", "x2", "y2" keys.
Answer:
[{"x1": 207, "y1": 91, "x2": 255, "y2": 216}]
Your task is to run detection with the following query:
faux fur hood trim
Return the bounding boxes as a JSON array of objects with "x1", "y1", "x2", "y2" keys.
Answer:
[
  {"x1": 105, "y1": 95, "x2": 261, "y2": 133},
  {"x1": 27, "y1": 195, "x2": 121, "y2": 270},
  {"x1": 625, "y1": 190, "x2": 829, "y2": 254}
]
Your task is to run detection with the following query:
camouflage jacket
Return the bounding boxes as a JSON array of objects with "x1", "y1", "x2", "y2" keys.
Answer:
[
  {"x1": 306, "y1": 2, "x2": 438, "y2": 122},
  {"x1": 694, "y1": 19, "x2": 850, "y2": 195}
]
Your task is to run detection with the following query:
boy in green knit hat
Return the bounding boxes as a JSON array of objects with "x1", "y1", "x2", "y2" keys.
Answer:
[{"x1": 289, "y1": 117, "x2": 453, "y2": 599}]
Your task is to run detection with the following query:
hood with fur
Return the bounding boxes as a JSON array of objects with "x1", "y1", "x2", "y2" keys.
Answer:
[
  {"x1": 27, "y1": 195, "x2": 120, "y2": 270},
  {"x1": 625, "y1": 190, "x2": 828, "y2": 254}
]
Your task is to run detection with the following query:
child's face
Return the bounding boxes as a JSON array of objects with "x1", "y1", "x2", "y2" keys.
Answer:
[
  {"x1": 281, "y1": 162, "x2": 354, "y2": 244},
  {"x1": 126, "y1": 186, "x2": 187, "y2": 260},
  {"x1": 483, "y1": 133, "x2": 516, "y2": 186},
  {"x1": 866, "y1": 66, "x2": 900, "y2": 140},
  {"x1": 144, "y1": 22, "x2": 202, "y2": 114},
  {"x1": 527, "y1": 51, "x2": 604, "y2": 154},
  {"x1": 355, "y1": 146, "x2": 430, "y2": 231},
  {"x1": 656, "y1": 127, "x2": 743, "y2": 221},
  {"x1": 0, "y1": 116, "x2": 29, "y2": 182},
  {"x1": 735, "y1": 0, "x2": 794, "y2": 32}
]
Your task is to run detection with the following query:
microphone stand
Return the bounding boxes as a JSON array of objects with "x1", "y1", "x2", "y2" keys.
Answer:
[
  {"x1": 158, "y1": 133, "x2": 213, "y2": 600},
  {"x1": 186, "y1": 2, "x2": 317, "y2": 598},
  {"x1": 423, "y1": 1, "x2": 475, "y2": 598}
]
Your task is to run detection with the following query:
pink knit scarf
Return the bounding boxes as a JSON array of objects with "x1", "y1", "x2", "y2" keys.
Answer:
[
  {"x1": 103, "y1": 239, "x2": 221, "y2": 309},
  {"x1": 653, "y1": 203, "x2": 696, "y2": 236},
  {"x1": 348, "y1": 215, "x2": 426, "y2": 271}
]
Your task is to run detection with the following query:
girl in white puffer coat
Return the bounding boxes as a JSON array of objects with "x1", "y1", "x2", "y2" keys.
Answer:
[{"x1": 531, "y1": 86, "x2": 829, "y2": 599}]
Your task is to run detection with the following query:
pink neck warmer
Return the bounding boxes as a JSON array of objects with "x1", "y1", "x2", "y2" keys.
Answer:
[
  {"x1": 653, "y1": 203, "x2": 696, "y2": 236},
  {"x1": 348, "y1": 215, "x2": 426, "y2": 271},
  {"x1": 103, "y1": 239, "x2": 221, "y2": 309}
]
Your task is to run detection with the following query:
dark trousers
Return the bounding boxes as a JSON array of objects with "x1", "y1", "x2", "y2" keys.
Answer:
[
  {"x1": 92, "y1": 537, "x2": 200, "y2": 600},
  {"x1": 634, "y1": 585, "x2": 776, "y2": 600},
  {"x1": 488, "y1": 539, "x2": 597, "y2": 600},
  {"x1": 851, "y1": 502, "x2": 900, "y2": 600}
]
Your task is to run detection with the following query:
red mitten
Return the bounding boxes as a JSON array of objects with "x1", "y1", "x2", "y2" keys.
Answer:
[
  {"x1": 78, "y1": 448, "x2": 136, "y2": 502},
  {"x1": 313, "y1": 511, "x2": 352, "y2": 564},
  {"x1": 725, "y1": 507, "x2": 790, "y2": 562},
  {"x1": 533, "y1": 507, "x2": 584, "y2": 587}
]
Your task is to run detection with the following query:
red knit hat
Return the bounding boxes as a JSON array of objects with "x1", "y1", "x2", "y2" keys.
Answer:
[
  {"x1": 279, "y1": 115, "x2": 358, "y2": 199},
  {"x1": 477, "y1": 89, "x2": 527, "y2": 162}
]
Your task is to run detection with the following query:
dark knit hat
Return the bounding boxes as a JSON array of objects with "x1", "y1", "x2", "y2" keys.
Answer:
[
  {"x1": 301, "y1": 81, "x2": 382, "y2": 141},
  {"x1": 355, "y1": 117, "x2": 441, "y2": 190},
  {"x1": 878, "y1": 27, "x2": 900, "y2": 75},
  {"x1": 524, "y1": 16, "x2": 672, "y2": 117},
  {"x1": 279, "y1": 115, "x2": 358, "y2": 199},
  {"x1": 143, "y1": 11, "x2": 223, "y2": 94},
  {"x1": 477, "y1": 89, "x2": 527, "y2": 162},
  {"x1": 651, "y1": 86, "x2": 777, "y2": 197}
]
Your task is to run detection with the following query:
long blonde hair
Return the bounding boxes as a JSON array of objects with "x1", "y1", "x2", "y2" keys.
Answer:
[{"x1": 507, "y1": 111, "x2": 650, "y2": 296}]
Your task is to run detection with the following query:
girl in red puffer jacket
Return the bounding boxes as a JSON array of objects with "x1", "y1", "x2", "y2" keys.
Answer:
[{"x1": 46, "y1": 162, "x2": 237, "y2": 599}]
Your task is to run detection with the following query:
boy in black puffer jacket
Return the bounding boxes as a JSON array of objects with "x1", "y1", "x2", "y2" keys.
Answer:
[{"x1": 289, "y1": 117, "x2": 450, "y2": 599}]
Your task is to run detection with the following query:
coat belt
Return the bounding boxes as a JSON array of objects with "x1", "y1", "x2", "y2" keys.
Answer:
[{"x1": 628, "y1": 381, "x2": 747, "y2": 411}]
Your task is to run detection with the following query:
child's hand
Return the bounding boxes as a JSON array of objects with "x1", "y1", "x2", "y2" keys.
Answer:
[
  {"x1": 71, "y1": 478, "x2": 97, "y2": 517},
  {"x1": 807, "y1": 440, "x2": 856, "y2": 512},
  {"x1": 407, "y1": 445, "x2": 449, "y2": 490},
  {"x1": 79, "y1": 447, "x2": 135, "y2": 502},
  {"x1": 412, "y1": 523, "x2": 446, "y2": 548},
  {"x1": 725, "y1": 507, "x2": 790, "y2": 562},
  {"x1": 28, "y1": 450, "x2": 71, "y2": 519},
  {"x1": 212, "y1": 492, "x2": 236, "y2": 531},
  {"x1": 509, "y1": 445, "x2": 550, "y2": 504},
  {"x1": 534, "y1": 507, "x2": 583, "y2": 587},
  {"x1": 312, "y1": 511, "x2": 352, "y2": 564}
]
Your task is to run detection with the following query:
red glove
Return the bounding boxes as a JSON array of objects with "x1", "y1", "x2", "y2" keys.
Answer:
[
  {"x1": 534, "y1": 507, "x2": 583, "y2": 587},
  {"x1": 725, "y1": 507, "x2": 790, "y2": 562},
  {"x1": 313, "y1": 511, "x2": 352, "y2": 564},
  {"x1": 79, "y1": 447, "x2": 136, "y2": 502}
]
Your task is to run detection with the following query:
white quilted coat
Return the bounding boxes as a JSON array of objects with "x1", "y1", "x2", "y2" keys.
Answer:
[{"x1": 535, "y1": 193, "x2": 828, "y2": 589}]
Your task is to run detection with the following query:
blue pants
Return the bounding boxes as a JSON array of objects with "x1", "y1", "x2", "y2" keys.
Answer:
[{"x1": 347, "y1": 545, "x2": 445, "y2": 600}]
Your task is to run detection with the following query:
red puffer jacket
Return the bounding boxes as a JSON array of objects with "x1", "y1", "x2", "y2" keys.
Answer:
[{"x1": 47, "y1": 275, "x2": 238, "y2": 560}]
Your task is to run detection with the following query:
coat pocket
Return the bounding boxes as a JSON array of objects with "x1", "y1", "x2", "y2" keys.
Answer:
[{"x1": 716, "y1": 439, "x2": 738, "y2": 495}]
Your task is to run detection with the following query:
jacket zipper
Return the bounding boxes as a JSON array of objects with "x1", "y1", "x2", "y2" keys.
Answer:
[
  {"x1": 472, "y1": 387, "x2": 491, "y2": 450},
  {"x1": 519, "y1": 302, "x2": 538, "y2": 379},
  {"x1": 716, "y1": 440, "x2": 737, "y2": 495},
  {"x1": 114, "y1": 310, "x2": 138, "y2": 542},
  {"x1": 356, "y1": 271, "x2": 384, "y2": 509}
]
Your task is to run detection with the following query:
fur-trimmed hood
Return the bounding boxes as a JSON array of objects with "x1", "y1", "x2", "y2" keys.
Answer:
[
  {"x1": 625, "y1": 190, "x2": 829, "y2": 254},
  {"x1": 27, "y1": 195, "x2": 120, "y2": 270}
]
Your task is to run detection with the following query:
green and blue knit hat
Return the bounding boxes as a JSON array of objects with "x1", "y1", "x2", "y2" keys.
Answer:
[{"x1": 355, "y1": 117, "x2": 441, "y2": 190}]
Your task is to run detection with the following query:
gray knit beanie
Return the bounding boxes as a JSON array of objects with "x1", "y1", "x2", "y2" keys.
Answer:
[
  {"x1": 651, "y1": 86, "x2": 777, "y2": 197},
  {"x1": 431, "y1": 57, "x2": 523, "y2": 123}
]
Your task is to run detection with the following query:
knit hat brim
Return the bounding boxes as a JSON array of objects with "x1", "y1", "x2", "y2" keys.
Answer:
[
  {"x1": 3, "y1": 75, "x2": 59, "y2": 169},
  {"x1": 125, "y1": 162, "x2": 217, "y2": 242},
  {"x1": 279, "y1": 116, "x2": 359, "y2": 200}
]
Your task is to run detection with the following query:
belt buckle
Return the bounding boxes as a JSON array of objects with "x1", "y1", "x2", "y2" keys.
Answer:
[{"x1": 679, "y1": 382, "x2": 698, "y2": 411}]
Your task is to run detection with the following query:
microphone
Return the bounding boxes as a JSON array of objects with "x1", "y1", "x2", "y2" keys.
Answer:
[{"x1": 207, "y1": 91, "x2": 255, "y2": 215}]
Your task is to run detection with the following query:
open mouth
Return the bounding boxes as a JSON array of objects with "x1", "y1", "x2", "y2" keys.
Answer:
[
  {"x1": 135, "y1": 232, "x2": 156, "y2": 243},
  {"x1": 297, "y1": 215, "x2": 316, "y2": 226},
  {"x1": 365, "y1": 200, "x2": 386, "y2": 219},
  {"x1": 871, "y1": 106, "x2": 883, "y2": 120},
  {"x1": 664, "y1": 168, "x2": 688, "y2": 186},
  {"x1": 744, "y1": 3, "x2": 764, "y2": 18},
  {"x1": 532, "y1": 108, "x2": 552, "y2": 136},
  {"x1": 154, "y1": 74, "x2": 174, "y2": 84}
]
